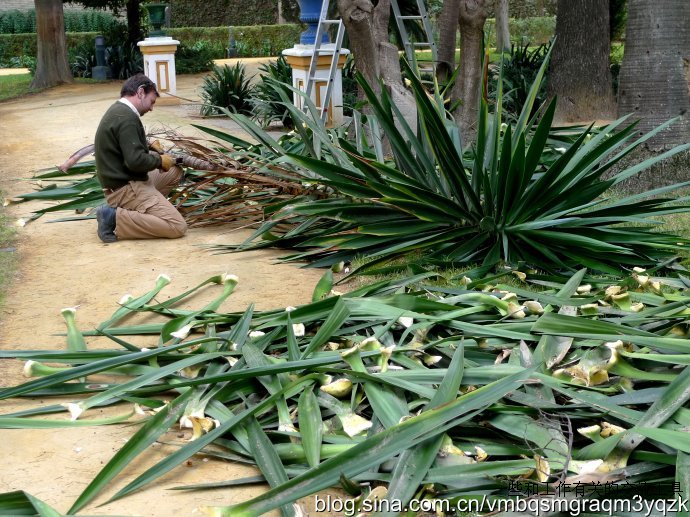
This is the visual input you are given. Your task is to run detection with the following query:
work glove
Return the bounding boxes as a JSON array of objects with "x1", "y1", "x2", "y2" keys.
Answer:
[
  {"x1": 160, "y1": 153, "x2": 176, "y2": 171},
  {"x1": 149, "y1": 139, "x2": 165, "y2": 154}
]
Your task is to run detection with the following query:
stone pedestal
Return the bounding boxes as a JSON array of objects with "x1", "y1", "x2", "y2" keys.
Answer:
[
  {"x1": 137, "y1": 36, "x2": 180, "y2": 105},
  {"x1": 92, "y1": 34, "x2": 110, "y2": 81},
  {"x1": 283, "y1": 44, "x2": 350, "y2": 127}
]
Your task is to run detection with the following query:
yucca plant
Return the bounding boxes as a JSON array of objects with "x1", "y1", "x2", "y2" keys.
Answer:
[
  {"x1": 251, "y1": 56, "x2": 295, "y2": 128},
  {"x1": 230, "y1": 55, "x2": 690, "y2": 278},
  {"x1": 200, "y1": 63, "x2": 255, "y2": 117}
]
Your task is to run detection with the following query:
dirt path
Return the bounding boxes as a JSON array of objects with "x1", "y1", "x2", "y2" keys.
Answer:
[{"x1": 0, "y1": 71, "x2": 326, "y2": 515}]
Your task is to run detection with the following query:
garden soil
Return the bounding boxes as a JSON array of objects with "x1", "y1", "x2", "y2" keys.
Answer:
[{"x1": 0, "y1": 66, "x2": 336, "y2": 516}]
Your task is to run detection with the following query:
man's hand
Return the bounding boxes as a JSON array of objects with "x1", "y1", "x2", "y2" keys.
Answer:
[
  {"x1": 160, "y1": 154, "x2": 176, "y2": 171},
  {"x1": 148, "y1": 139, "x2": 165, "y2": 154}
]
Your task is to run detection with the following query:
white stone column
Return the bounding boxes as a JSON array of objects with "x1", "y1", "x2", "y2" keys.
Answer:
[
  {"x1": 137, "y1": 36, "x2": 180, "y2": 105},
  {"x1": 283, "y1": 44, "x2": 350, "y2": 128}
]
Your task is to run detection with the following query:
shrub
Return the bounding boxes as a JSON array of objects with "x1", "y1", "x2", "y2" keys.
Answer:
[
  {"x1": 0, "y1": 55, "x2": 36, "y2": 74},
  {"x1": 69, "y1": 42, "x2": 94, "y2": 78},
  {"x1": 251, "y1": 56, "x2": 295, "y2": 128},
  {"x1": 341, "y1": 53, "x2": 359, "y2": 116},
  {"x1": 176, "y1": 40, "x2": 225, "y2": 74},
  {"x1": 170, "y1": 0, "x2": 300, "y2": 27},
  {"x1": 168, "y1": 24, "x2": 302, "y2": 58},
  {"x1": 200, "y1": 63, "x2": 255, "y2": 116},
  {"x1": 68, "y1": 22, "x2": 143, "y2": 80},
  {"x1": 230, "y1": 25, "x2": 303, "y2": 57},
  {"x1": 0, "y1": 33, "x2": 35, "y2": 64},
  {"x1": 62, "y1": 10, "x2": 118, "y2": 33},
  {"x1": 167, "y1": 26, "x2": 228, "y2": 47},
  {"x1": 489, "y1": 42, "x2": 551, "y2": 120},
  {"x1": 485, "y1": 16, "x2": 556, "y2": 47},
  {"x1": 0, "y1": 9, "x2": 118, "y2": 35},
  {"x1": 610, "y1": 43, "x2": 625, "y2": 95},
  {"x1": 0, "y1": 10, "x2": 35, "y2": 34},
  {"x1": 15, "y1": 55, "x2": 35, "y2": 74}
]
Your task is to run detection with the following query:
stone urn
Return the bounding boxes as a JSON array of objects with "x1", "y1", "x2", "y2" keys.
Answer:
[
  {"x1": 296, "y1": 0, "x2": 328, "y2": 44},
  {"x1": 144, "y1": 3, "x2": 168, "y2": 37}
]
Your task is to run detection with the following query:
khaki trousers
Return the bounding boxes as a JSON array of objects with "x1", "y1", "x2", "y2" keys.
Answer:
[{"x1": 105, "y1": 166, "x2": 187, "y2": 240}]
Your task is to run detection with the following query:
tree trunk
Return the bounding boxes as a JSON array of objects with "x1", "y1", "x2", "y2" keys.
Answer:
[
  {"x1": 31, "y1": 0, "x2": 73, "y2": 89},
  {"x1": 277, "y1": 0, "x2": 285, "y2": 24},
  {"x1": 452, "y1": 0, "x2": 488, "y2": 145},
  {"x1": 337, "y1": 0, "x2": 416, "y2": 142},
  {"x1": 495, "y1": 0, "x2": 510, "y2": 52},
  {"x1": 126, "y1": 0, "x2": 143, "y2": 48},
  {"x1": 436, "y1": 0, "x2": 460, "y2": 83},
  {"x1": 337, "y1": 0, "x2": 381, "y2": 93},
  {"x1": 548, "y1": 0, "x2": 615, "y2": 122},
  {"x1": 617, "y1": 0, "x2": 690, "y2": 150}
]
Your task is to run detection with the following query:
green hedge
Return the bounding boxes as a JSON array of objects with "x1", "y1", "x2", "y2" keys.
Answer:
[
  {"x1": 0, "y1": 17, "x2": 552, "y2": 64},
  {"x1": 485, "y1": 16, "x2": 556, "y2": 46},
  {"x1": 169, "y1": 24, "x2": 302, "y2": 57},
  {"x1": 0, "y1": 10, "x2": 34, "y2": 34},
  {"x1": 170, "y1": 0, "x2": 300, "y2": 27},
  {"x1": 0, "y1": 32, "x2": 98, "y2": 63},
  {"x1": 0, "y1": 9, "x2": 118, "y2": 35},
  {"x1": 497, "y1": 0, "x2": 556, "y2": 18},
  {"x1": 0, "y1": 24, "x2": 302, "y2": 64}
]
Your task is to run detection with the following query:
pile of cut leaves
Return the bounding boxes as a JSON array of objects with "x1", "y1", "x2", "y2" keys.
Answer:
[
  {"x1": 2, "y1": 266, "x2": 690, "y2": 515},
  {"x1": 7, "y1": 127, "x2": 317, "y2": 230}
]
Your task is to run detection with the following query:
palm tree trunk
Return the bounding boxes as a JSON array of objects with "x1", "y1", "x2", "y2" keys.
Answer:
[
  {"x1": 617, "y1": 0, "x2": 690, "y2": 150},
  {"x1": 548, "y1": 0, "x2": 615, "y2": 122},
  {"x1": 495, "y1": 0, "x2": 510, "y2": 52}
]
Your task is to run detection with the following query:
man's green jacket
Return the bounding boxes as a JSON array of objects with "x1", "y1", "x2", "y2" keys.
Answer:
[{"x1": 94, "y1": 101, "x2": 162, "y2": 189}]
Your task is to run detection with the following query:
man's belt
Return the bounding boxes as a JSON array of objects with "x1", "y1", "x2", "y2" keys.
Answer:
[{"x1": 102, "y1": 184, "x2": 128, "y2": 195}]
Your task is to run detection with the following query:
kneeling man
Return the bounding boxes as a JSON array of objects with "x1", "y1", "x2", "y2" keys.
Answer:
[{"x1": 94, "y1": 73, "x2": 186, "y2": 243}]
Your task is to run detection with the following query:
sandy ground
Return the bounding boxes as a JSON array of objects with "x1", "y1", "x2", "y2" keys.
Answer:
[{"x1": 0, "y1": 65, "x2": 331, "y2": 516}]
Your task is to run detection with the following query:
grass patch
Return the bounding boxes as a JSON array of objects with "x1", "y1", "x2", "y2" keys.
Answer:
[
  {"x1": 0, "y1": 73, "x2": 32, "y2": 101},
  {"x1": 0, "y1": 75, "x2": 106, "y2": 102},
  {"x1": 0, "y1": 193, "x2": 18, "y2": 308}
]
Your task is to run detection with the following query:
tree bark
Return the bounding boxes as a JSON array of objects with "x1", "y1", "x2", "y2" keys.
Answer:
[
  {"x1": 337, "y1": 0, "x2": 416, "y2": 142},
  {"x1": 277, "y1": 0, "x2": 285, "y2": 24},
  {"x1": 436, "y1": 0, "x2": 460, "y2": 83},
  {"x1": 495, "y1": 0, "x2": 510, "y2": 52},
  {"x1": 548, "y1": 0, "x2": 615, "y2": 122},
  {"x1": 126, "y1": 0, "x2": 143, "y2": 47},
  {"x1": 31, "y1": 0, "x2": 73, "y2": 89},
  {"x1": 337, "y1": 0, "x2": 380, "y2": 93},
  {"x1": 452, "y1": 0, "x2": 488, "y2": 145},
  {"x1": 617, "y1": 0, "x2": 690, "y2": 149}
]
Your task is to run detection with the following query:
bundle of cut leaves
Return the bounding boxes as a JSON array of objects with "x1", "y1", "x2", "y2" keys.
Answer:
[
  {"x1": 7, "y1": 128, "x2": 320, "y2": 230},
  {"x1": 3, "y1": 267, "x2": 690, "y2": 514},
  {"x1": 219, "y1": 56, "x2": 690, "y2": 279}
]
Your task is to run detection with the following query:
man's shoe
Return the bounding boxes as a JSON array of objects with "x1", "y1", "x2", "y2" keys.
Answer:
[{"x1": 96, "y1": 205, "x2": 117, "y2": 243}]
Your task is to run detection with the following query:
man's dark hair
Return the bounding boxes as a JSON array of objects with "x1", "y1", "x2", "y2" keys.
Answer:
[{"x1": 120, "y1": 74, "x2": 160, "y2": 97}]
